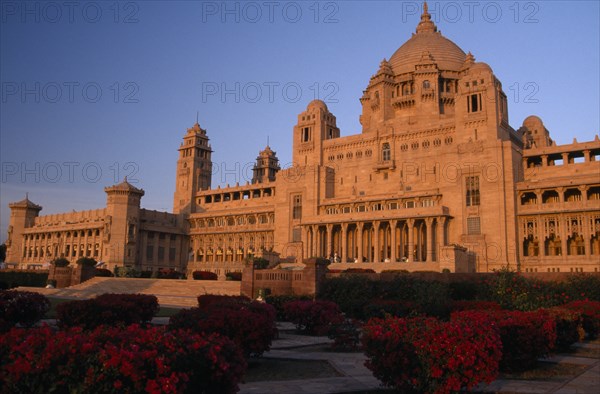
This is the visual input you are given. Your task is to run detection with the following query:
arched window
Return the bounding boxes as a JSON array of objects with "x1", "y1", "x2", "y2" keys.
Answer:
[
  {"x1": 423, "y1": 80, "x2": 430, "y2": 89},
  {"x1": 382, "y1": 143, "x2": 391, "y2": 161}
]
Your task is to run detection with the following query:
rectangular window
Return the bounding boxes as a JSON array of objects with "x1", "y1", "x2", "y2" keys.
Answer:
[
  {"x1": 169, "y1": 248, "x2": 176, "y2": 262},
  {"x1": 467, "y1": 217, "x2": 481, "y2": 235},
  {"x1": 466, "y1": 176, "x2": 481, "y2": 206},
  {"x1": 158, "y1": 246, "x2": 165, "y2": 262},
  {"x1": 292, "y1": 227, "x2": 301, "y2": 242},
  {"x1": 467, "y1": 93, "x2": 482, "y2": 113},
  {"x1": 146, "y1": 245, "x2": 154, "y2": 261},
  {"x1": 292, "y1": 194, "x2": 302, "y2": 219},
  {"x1": 302, "y1": 127, "x2": 310, "y2": 142}
]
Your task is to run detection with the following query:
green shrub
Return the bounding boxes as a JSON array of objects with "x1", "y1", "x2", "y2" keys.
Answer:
[
  {"x1": 318, "y1": 275, "x2": 377, "y2": 319},
  {"x1": 75, "y1": 257, "x2": 97, "y2": 267},
  {"x1": 114, "y1": 266, "x2": 141, "y2": 278},
  {"x1": 51, "y1": 258, "x2": 70, "y2": 267},
  {"x1": 0, "y1": 271, "x2": 49, "y2": 289}
]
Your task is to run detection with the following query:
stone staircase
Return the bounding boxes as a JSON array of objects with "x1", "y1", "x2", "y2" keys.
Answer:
[{"x1": 17, "y1": 277, "x2": 242, "y2": 308}]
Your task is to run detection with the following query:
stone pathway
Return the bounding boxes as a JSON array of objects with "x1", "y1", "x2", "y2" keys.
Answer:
[{"x1": 239, "y1": 333, "x2": 600, "y2": 394}]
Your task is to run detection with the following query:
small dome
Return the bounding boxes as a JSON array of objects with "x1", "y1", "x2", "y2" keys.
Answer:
[
  {"x1": 468, "y1": 62, "x2": 493, "y2": 74},
  {"x1": 388, "y1": 4, "x2": 466, "y2": 75},
  {"x1": 307, "y1": 99, "x2": 328, "y2": 111}
]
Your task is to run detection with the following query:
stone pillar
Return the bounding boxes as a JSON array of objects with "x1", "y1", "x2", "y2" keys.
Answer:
[
  {"x1": 426, "y1": 218, "x2": 433, "y2": 263},
  {"x1": 407, "y1": 219, "x2": 415, "y2": 263},
  {"x1": 390, "y1": 220, "x2": 398, "y2": 263},
  {"x1": 341, "y1": 223, "x2": 348, "y2": 264},
  {"x1": 357, "y1": 223, "x2": 364, "y2": 263},
  {"x1": 373, "y1": 221, "x2": 380, "y2": 263},
  {"x1": 560, "y1": 217, "x2": 568, "y2": 257},
  {"x1": 326, "y1": 224, "x2": 333, "y2": 259},
  {"x1": 541, "y1": 154, "x2": 548, "y2": 167}
]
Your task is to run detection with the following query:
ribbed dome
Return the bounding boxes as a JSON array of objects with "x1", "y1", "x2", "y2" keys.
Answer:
[{"x1": 389, "y1": 3, "x2": 466, "y2": 75}]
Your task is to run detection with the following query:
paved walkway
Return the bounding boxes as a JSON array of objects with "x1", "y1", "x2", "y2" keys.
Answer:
[{"x1": 239, "y1": 328, "x2": 600, "y2": 394}]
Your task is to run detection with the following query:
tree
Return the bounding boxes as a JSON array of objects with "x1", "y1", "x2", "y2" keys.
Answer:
[{"x1": 0, "y1": 244, "x2": 6, "y2": 262}]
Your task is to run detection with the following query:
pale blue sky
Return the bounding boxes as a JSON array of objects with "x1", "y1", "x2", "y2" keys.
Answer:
[{"x1": 1, "y1": 0, "x2": 599, "y2": 242}]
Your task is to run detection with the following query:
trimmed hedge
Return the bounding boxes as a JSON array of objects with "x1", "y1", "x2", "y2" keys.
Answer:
[
  {"x1": 0, "y1": 271, "x2": 49, "y2": 289},
  {"x1": 57, "y1": 293, "x2": 159, "y2": 329},
  {"x1": 0, "y1": 324, "x2": 246, "y2": 394},
  {"x1": 192, "y1": 271, "x2": 218, "y2": 280},
  {"x1": 0, "y1": 290, "x2": 50, "y2": 332}
]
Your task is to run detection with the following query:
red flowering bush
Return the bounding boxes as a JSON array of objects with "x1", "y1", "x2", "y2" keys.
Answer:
[
  {"x1": 170, "y1": 296, "x2": 277, "y2": 357},
  {"x1": 197, "y1": 294, "x2": 250, "y2": 309},
  {"x1": 542, "y1": 307, "x2": 583, "y2": 350},
  {"x1": 193, "y1": 271, "x2": 218, "y2": 280},
  {"x1": 57, "y1": 293, "x2": 159, "y2": 329},
  {"x1": 363, "y1": 299, "x2": 415, "y2": 319},
  {"x1": 0, "y1": 290, "x2": 50, "y2": 332},
  {"x1": 449, "y1": 300, "x2": 502, "y2": 312},
  {"x1": 454, "y1": 309, "x2": 556, "y2": 372},
  {"x1": 328, "y1": 318, "x2": 362, "y2": 351},
  {"x1": 563, "y1": 300, "x2": 600, "y2": 339},
  {"x1": 157, "y1": 268, "x2": 184, "y2": 279},
  {"x1": 362, "y1": 315, "x2": 501, "y2": 394},
  {"x1": 225, "y1": 272, "x2": 242, "y2": 281},
  {"x1": 284, "y1": 300, "x2": 345, "y2": 336},
  {"x1": 0, "y1": 324, "x2": 246, "y2": 394},
  {"x1": 265, "y1": 294, "x2": 312, "y2": 320}
]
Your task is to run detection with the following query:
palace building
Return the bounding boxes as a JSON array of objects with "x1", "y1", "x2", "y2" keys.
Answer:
[{"x1": 5, "y1": 4, "x2": 600, "y2": 274}]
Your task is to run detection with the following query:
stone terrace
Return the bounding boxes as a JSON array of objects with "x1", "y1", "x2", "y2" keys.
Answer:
[{"x1": 17, "y1": 277, "x2": 241, "y2": 307}]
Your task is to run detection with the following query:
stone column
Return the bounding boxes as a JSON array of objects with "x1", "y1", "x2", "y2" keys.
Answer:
[
  {"x1": 426, "y1": 218, "x2": 434, "y2": 263},
  {"x1": 326, "y1": 224, "x2": 333, "y2": 259},
  {"x1": 407, "y1": 219, "x2": 415, "y2": 263},
  {"x1": 373, "y1": 221, "x2": 380, "y2": 263},
  {"x1": 390, "y1": 220, "x2": 398, "y2": 263},
  {"x1": 341, "y1": 223, "x2": 348, "y2": 264},
  {"x1": 560, "y1": 216, "x2": 568, "y2": 257},
  {"x1": 357, "y1": 222, "x2": 364, "y2": 263}
]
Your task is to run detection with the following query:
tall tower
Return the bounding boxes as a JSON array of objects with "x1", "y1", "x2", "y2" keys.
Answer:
[
  {"x1": 173, "y1": 121, "x2": 212, "y2": 214},
  {"x1": 252, "y1": 145, "x2": 280, "y2": 183},
  {"x1": 5, "y1": 195, "x2": 42, "y2": 264},
  {"x1": 104, "y1": 178, "x2": 144, "y2": 267}
]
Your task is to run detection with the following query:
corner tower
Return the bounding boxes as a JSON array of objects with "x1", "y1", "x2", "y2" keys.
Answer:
[
  {"x1": 173, "y1": 121, "x2": 213, "y2": 214},
  {"x1": 5, "y1": 195, "x2": 42, "y2": 263}
]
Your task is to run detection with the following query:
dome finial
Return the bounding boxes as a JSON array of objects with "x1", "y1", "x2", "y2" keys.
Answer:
[{"x1": 416, "y1": 1, "x2": 437, "y2": 34}]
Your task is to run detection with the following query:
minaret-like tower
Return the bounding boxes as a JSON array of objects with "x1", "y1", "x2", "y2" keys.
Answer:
[
  {"x1": 252, "y1": 145, "x2": 280, "y2": 183},
  {"x1": 5, "y1": 195, "x2": 42, "y2": 264},
  {"x1": 173, "y1": 121, "x2": 212, "y2": 214}
]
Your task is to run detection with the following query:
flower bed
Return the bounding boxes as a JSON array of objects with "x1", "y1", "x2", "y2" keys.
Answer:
[
  {"x1": 453, "y1": 310, "x2": 556, "y2": 372},
  {"x1": 0, "y1": 324, "x2": 246, "y2": 394},
  {"x1": 362, "y1": 315, "x2": 501, "y2": 393},
  {"x1": 57, "y1": 293, "x2": 159, "y2": 329},
  {"x1": 0, "y1": 290, "x2": 50, "y2": 332},
  {"x1": 170, "y1": 296, "x2": 277, "y2": 357}
]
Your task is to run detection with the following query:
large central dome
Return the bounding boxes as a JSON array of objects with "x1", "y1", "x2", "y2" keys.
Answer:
[{"x1": 389, "y1": 3, "x2": 466, "y2": 74}]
